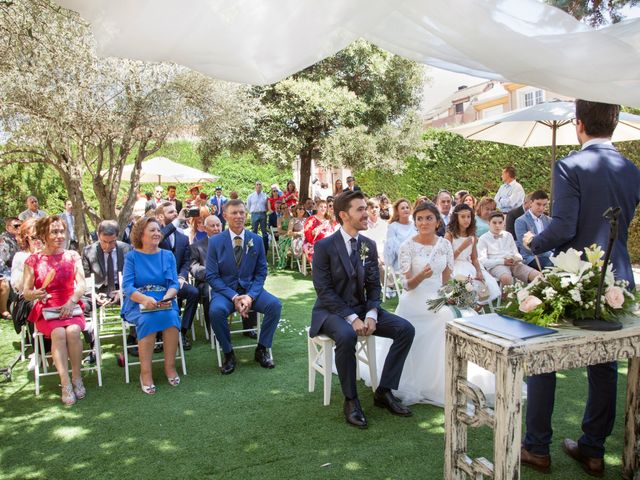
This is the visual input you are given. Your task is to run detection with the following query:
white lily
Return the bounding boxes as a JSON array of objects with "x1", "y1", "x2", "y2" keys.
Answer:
[{"x1": 551, "y1": 248, "x2": 586, "y2": 275}]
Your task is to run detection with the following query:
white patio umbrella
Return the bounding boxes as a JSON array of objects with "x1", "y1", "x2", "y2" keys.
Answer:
[
  {"x1": 119, "y1": 156, "x2": 219, "y2": 184},
  {"x1": 448, "y1": 101, "x2": 640, "y2": 165}
]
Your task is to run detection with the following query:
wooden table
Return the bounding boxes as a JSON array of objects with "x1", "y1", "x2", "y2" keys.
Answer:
[{"x1": 444, "y1": 316, "x2": 640, "y2": 480}]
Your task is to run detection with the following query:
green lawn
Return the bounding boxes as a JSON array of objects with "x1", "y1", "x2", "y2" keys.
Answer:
[{"x1": 0, "y1": 270, "x2": 631, "y2": 479}]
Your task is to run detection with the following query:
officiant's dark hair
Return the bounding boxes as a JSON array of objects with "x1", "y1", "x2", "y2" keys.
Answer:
[
  {"x1": 334, "y1": 190, "x2": 365, "y2": 225},
  {"x1": 575, "y1": 99, "x2": 619, "y2": 138}
]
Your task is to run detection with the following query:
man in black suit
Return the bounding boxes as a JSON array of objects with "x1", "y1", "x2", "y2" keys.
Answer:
[
  {"x1": 82, "y1": 220, "x2": 132, "y2": 359},
  {"x1": 189, "y1": 215, "x2": 222, "y2": 333},
  {"x1": 342, "y1": 176, "x2": 362, "y2": 193},
  {"x1": 157, "y1": 202, "x2": 200, "y2": 350},
  {"x1": 166, "y1": 185, "x2": 183, "y2": 213},
  {"x1": 505, "y1": 193, "x2": 531, "y2": 238},
  {"x1": 310, "y1": 190, "x2": 415, "y2": 428}
]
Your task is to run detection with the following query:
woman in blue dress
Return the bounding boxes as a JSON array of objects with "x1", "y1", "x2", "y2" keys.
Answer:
[{"x1": 122, "y1": 217, "x2": 181, "y2": 394}]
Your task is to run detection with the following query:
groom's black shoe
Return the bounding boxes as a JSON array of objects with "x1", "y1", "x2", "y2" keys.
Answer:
[
  {"x1": 374, "y1": 388, "x2": 412, "y2": 417},
  {"x1": 255, "y1": 345, "x2": 275, "y2": 369},
  {"x1": 220, "y1": 351, "x2": 236, "y2": 375},
  {"x1": 343, "y1": 398, "x2": 368, "y2": 429}
]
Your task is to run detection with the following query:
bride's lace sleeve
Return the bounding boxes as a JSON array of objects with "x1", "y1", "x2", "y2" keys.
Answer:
[
  {"x1": 398, "y1": 240, "x2": 412, "y2": 290},
  {"x1": 442, "y1": 238, "x2": 455, "y2": 271}
]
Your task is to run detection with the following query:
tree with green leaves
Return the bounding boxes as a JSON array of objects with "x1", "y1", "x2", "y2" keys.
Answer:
[{"x1": 547, "y1": 0, "x2": 639, "y2": 26}]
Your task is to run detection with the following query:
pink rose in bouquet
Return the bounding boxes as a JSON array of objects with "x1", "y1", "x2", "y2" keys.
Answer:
[
  {"x1": 519, "y1": 295, "x2": 543, "y2": 313},
  {"x1": 604, "y1": 286, "x2": 625, "y2": 309}
]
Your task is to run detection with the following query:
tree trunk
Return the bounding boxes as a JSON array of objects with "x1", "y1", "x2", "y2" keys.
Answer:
[
  {"x1": 299, "y1": 148, "x2": 313, "y2": 201},
  {"x1": 53, "y1": 162, "x2": 90, "y2": 250}
]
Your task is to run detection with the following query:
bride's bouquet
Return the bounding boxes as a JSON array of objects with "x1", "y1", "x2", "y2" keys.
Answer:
[
  {"x1": 499, "y1": 244, "x2": 639, "y2": 327},
  {"x1": 427, "y1": 275, "x2": 478, "y2": 312}
]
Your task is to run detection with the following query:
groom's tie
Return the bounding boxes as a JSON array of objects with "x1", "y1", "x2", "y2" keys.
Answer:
[
  {"x1": 233, "y1": 236, "x2": 243, "y2": 266},
  {"x1": 349, "y1": 237, "x2": 358, "y2": 270}
]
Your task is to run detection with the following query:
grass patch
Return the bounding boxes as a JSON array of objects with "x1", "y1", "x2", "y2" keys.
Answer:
[{"x1": 0, "y1": 271, "x2": 630, "y2": 479}]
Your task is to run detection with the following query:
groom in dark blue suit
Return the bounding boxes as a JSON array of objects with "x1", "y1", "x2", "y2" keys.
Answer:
[
  {"x1": 206, "y1": 199, "x2": 281, "y2": 374},
  {"x1": 520, "y1": 100, "x2": 640, "y2": 476},
  {"x1": 310, "y1": 190, "x2": 415, "y2": 428}
]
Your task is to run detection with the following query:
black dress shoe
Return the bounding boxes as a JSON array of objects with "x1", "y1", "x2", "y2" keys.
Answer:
[
  {"x1": 343, "y1": 398, "x2": 368, "y2": 429},
  {"x1": 254, "y1": 347, "x2": 275, "y2": 368},
  {"x1": 373, "y1": 390, "x2": 412, "y2": 416},
  {"x1": 182, "y1": 336, "x2": 192, "y2": 351},
  {"x1": 220, "y1": 352, "x2": 236, "y2": 375},
  {"x1": 562, "y1": 438, "x2": 604, "y2": 477},
  {"x1": 243, "y1": 329, "x2": 258, "y2": 339},
  {"x1": 520, "y1": 447, "x2": 551, "y2": 474}
]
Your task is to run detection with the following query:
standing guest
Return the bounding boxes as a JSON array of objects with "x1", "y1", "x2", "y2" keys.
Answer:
[
  {"x1": 1, "y1": 217, "x2": 21, "y2": 267},
  {"x1": 462, "y1": 194, "x2": 477, "y2": 210},
  {"x1": 267, "y1": 185, "x2": 283, "y2": 228},
  {"x1": 18, "y1": 196, "x2": 47, "y2": 221},
  {"x1": 506, "y1": 193, "x2": 532, "y2": 238},
  {"x1": 121, "y1": 217, "x2": 181, "y2": 394},
  {"x1": 156, "y1": 202, "x2": 200, "y2": 351},
  {"x1": 434, "y1": 190, "x2": 453, "y2": 228},
  {"x1": 520, "y1": 101, "x2": 640, "y2": 476},
  {"x1": 246, "y1": 181, "x2": 269, "y2": 252},
  {"x1": 364, "y1": 198, "x2": 388, "y2": 282},
  {"x1": 316, "y1": 182, "x2": 332, "y2": 201},
  {"x1": 378, "y1": 194, "x2": 392, "y2": 220},
  {"x1": 343, "y1": 175, "x2": 362, "y2": 193},
  {"x1": 185, "y1": 184, "x2": 203, "y2": 209},
  {"x1": 209, "y1": 186, "x2": 227, "y2": 230},
  {"x1": 302, "y1": 200, "x2": 335, "y2": 265},
  {"x1": 206, "y1": 199, "x2": 281, "y2": 374},
  {"x1": 229, "y1": 191, "x2": 239, "y2": 200},
  {"x1": 454, "y1": 190, "x2": 469, "y2": 206},
  {"x1": 22, "y1": 215, "x2": 87, "y2": 405},
  {"x1": 276, "y1": 204, "x2": 293, "y2": 269},
  {"x1": 383, "y1": 198, "x2": 414, "y2": 274},
  {"x1": 310, "y1": 190, "x2": 415, "y2": 428},
  {"x1": 282, "y1": 180, "x2": 299, "y2": 207},
  {"x1": 514, "y1": 190, "x2": 552, "y2": 270},
  {"x1": 287, "y1": 204, "x2": 306, "y2": 263},
  {"x1": 189, "y1": 215, "x2": 223, "y2": 333},
  {"x1": 477, "y1": 211, "x2": 540, "y2": 287},
  {"x1": 303, "y1": 198, "x2": 315, "y2": 218},
  {"x1": 494, "y1": 165, "x2": 525, "y2": 213},
  {"x1": 333, "y1": 179, "x2": 344, "y2": 196},
  {"x1": 474, "y1": 197, "x2": 497, "y2": 237},
  {"x1": 146, "y1": 185, "x2": 165, "y2": 212},
  {"x1": 60, "y1": 200, "x2": 78, "y2": 251},
  {"x1": 165, "y1": 185, "x2": 183, "y2": 213}
]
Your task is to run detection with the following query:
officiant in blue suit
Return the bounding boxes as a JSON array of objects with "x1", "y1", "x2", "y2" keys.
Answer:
[
  {"x1": 521, "y1": 100, "x2": 640, "y2": 476},
  {"x1": 206, "y1": 199, "x2": 280, "y2": 375}
]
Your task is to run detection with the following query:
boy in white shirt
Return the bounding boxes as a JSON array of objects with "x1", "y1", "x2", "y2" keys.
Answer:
[{"x1": 477, "y1": 211, "x2": 541, "y2": 286}]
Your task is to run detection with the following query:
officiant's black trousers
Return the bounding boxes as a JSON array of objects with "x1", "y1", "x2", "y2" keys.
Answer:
[
  {"x1": 524, "y1": 361, "x2": 617, "y2": 458},
  {"x1": 319, "y1": 310, "x2": 414, "y2": 400}
]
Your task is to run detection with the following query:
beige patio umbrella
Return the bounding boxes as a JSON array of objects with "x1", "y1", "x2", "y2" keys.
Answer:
[{"x1": 120, "y1": 156, "x2": 219, "y2": 184}]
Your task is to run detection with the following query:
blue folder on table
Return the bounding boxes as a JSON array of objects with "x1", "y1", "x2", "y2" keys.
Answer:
[{"x1": 459, "y1": 313, "x2": 557, "y2": 341}]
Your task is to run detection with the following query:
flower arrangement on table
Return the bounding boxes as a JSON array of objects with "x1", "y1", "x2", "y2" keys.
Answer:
[
  {"x1": 500, "y1": 244, "x2": 639, "y2": 327},
  {"x1": 427, "y1": 275, "x2": 478, "y2": 313}
]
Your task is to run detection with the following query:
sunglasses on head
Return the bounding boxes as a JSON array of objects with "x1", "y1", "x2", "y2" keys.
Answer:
[{"x1": 11, "y1": 224, "x2": 21, "y2": 228}]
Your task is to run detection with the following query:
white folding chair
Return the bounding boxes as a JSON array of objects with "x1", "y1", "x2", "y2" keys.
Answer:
[
  {"x1": 187, "y1": 273, "x2": 209, "y2": 342},
  {"x1": 382, "y1": 265, "x2": 403, "y2": 299},
  {"x1": 210, "y1": 311, "x2": 272, "y2": 366},
  {"x1": 307, "y1": 327, "x2": 378, "y2": 406},
  {"x1": 269, "y1": 226, "x2": 280, "y2": 266},
  {"x1": 118, "y1": 273, "x2": 187, "y2": 383},
  {"x1": 86, "y1": 274, "x2": 122, "y2": 342},
  {"x1": 33, "y1": 283, "x2": 103, "y2": 395}
]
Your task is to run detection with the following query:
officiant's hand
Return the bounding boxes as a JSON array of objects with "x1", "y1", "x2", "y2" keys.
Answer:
[
  {"x1": 351, "y1": 318, "x2": 367, "y2": 336},
  {"x1": 364, "y1": 317, "x2": 376, "y2": 336}
]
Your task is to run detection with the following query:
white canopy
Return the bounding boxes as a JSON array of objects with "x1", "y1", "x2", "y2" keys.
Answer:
[
  {"x1": 57, "y1": 0, "x2": 640, "y2": 106},
  {"x1": 119, "y1": 157, "x2": 219, "y2": 184}
]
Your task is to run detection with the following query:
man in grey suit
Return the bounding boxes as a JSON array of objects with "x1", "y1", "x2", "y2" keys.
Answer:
[{"x1": 514, "y1": 190, "x2": 552, "y2": 271}]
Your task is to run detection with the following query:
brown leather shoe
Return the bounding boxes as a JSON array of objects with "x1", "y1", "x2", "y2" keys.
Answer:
[
  {"x1": 561, "y1": 438, "x2": 604, "y2": 477},
  {"x1": 520, "y1": 447, "x2": 551, "y2": 473}
]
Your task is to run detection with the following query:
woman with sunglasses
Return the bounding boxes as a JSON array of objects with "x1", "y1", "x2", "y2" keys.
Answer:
[
  {"x1": 287, "y1": 204, "x2": 306, "y2": 262},
  {"x1": 276, "y1": 203, "x2": 294, "y2": 269},
  {"x1": 282, "y1": 180, "x2": 299, "y2": 208}
]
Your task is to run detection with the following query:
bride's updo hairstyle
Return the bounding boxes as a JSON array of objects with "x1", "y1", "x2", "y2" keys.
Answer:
[
  {"x1": 447, "y1": 203, "x2": 477, "y2": 238},
  {"x1": 412, "y1": 202, "x2": 441, "y2": 227}
]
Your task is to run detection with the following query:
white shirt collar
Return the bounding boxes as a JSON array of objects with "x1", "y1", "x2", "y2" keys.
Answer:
[
  {"x1": 582, "y1": 138, "x2": 613, "y2": 150},
  {"x1": 339, "y1": 227, "x2": 358, "y2": 249},
  {"x1": 228, "y1": 228, "x2": 245, "y2": 243}
]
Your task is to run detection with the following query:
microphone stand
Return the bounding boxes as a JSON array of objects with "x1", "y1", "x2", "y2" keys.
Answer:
[{"x1": 573, "y1": 206, "x2": 623, "y2": 331}]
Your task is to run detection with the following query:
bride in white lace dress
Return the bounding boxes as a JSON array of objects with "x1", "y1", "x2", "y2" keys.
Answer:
[{"x1": 366, "y1": 203, "x2": 496, "y2": 406}]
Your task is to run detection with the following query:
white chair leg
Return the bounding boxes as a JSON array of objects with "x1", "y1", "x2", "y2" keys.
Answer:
[
  {"x1": 322, "y1": 339, "x2": 333, "y2": 406},
  {"x1": 307, "y1": 335, "x2": 316, "y2": 393},
  {"x1": 366, "y1": 335, "x2": 378, "y2": 391},
  {"x1": 20, "y1": 326, "x2": 26, "y2": 361},
  {"x1": 191, "y1": 321, "x2": 196, "y2": 342},
  {"x1": 122, "y1": 322, "x2": 130, "y2": 384},
  {"x1": 215, "y1": 336, "x2": 222, "y2": 368},
  {"x1": 94, "y1": 326, "x2": 103, "y2": 387},
  {"x1": 34, "y1": 332, "x2": 41, "y2": 395},
  {"x1": 178, "y1": 332, "x2": 187, "y2": 375},
  {"x1": 39, "y1": 334, "x2": 48, "y2": 373}
]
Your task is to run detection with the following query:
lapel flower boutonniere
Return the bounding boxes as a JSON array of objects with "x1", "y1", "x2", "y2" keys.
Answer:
[
  {"x1": 246, "y1": 238, "x2": 254, "y2": 254},
  {"x1": 359, "y1": 242, "x2": 369, "y2": 266}
]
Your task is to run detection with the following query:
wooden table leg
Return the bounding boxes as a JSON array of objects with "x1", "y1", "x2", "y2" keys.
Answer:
[
  {"x1": 445, "y1": 329, "x2": 468, "y2": 480},
  {"x1": 623, "y1": 356, "x2": 640, "y2": 480},
  {"x1": 493, "y1": 356, "x2": 524, "y2": 480}
]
